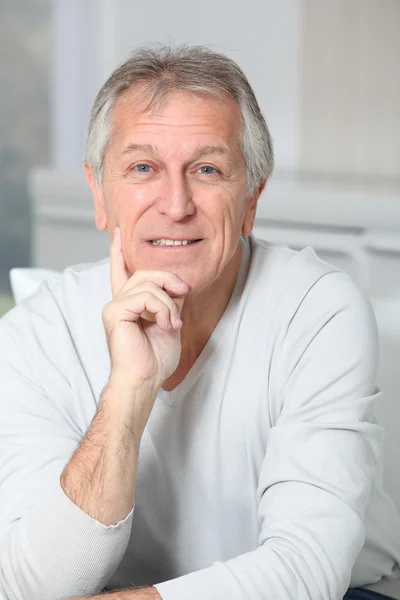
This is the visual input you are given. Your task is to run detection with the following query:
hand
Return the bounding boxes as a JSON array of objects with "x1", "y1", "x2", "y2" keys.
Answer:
[
  {"x1": 71, "y1": 585, "x2": 161, "y2": 599},
  {"x1": 102, "y1": 227, "x2": 190, "y2": 391}
]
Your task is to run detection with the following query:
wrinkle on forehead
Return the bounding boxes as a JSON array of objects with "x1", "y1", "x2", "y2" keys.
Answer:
[{"x1": 111, "y1": 88, "x2": 242, "y2": 146}]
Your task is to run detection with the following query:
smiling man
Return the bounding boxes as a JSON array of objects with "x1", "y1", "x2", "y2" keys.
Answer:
[
  {"x1": 84, "y1": 79, "x2": 263, "y2": 395},
  {"x1": 1, "y1": 45, "x2": 400, "y2": 600}
]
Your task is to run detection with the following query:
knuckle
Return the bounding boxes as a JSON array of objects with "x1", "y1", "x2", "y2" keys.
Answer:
[
  {"x1": 133, "y1": 283, "x2": 173, "y2": 306},
  {"x1": 136, "y1": 289, "x2": 156, "y2": 301},
  {"x1": 132, "y1": 269, "x2": 146, "y2": 280},
  {"x1": 139, "y1": 281, "x2": 159, "y2": 293}
]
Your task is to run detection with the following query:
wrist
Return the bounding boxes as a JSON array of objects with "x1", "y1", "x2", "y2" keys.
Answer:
[
  {"x1": 101, "y1": 377, "x2": 160, "y2": 442},
  {"x1": 73, "y1": 585, "x2": 161, "y2": 599},
  {"x1": 107, "y1": 374, "x2": 161, "y2": 398}
]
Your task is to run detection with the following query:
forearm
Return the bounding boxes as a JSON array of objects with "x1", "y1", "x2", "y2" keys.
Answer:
[
  {"x1": 60, "y1": 379, "x2": 157, "y2": 526},
  {"x1": 75, "y1": 586, "x2": 161, "y2": 599}
]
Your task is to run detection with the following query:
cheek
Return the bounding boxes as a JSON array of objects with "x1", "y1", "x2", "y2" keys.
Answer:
[
  {"x1": 108, "y1": 186, "x2": 149, "y2": 222},
  {"x1": 204, "y1": 194, "x2": 244, "y2": 254},
  {"x1": 218, "y1": 189, "x2": 246, "y2": 228}
]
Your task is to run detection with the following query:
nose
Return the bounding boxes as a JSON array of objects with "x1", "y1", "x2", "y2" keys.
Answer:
[{"x1": 156, "y1": 172, "x2": 195, "y2": 221}]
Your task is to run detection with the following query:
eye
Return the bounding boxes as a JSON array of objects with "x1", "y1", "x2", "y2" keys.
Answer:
[
  {"x1": 198, "y1": 165, "x2": 218, "y2": 175},
  {"x1": 133, "y1": 164, "x2": 152, "y2": 173}
]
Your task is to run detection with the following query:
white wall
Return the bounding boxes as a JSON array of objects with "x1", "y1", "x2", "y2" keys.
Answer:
[
  {"x1": 51, "y1": 0, "x2": 301, "y2": 175},
  {"x1": 300, "y1": 0, "x2": 400, "y2": 178},
  {"x1": 114, "y1": 0, "x2": 301, "y2": 174}
]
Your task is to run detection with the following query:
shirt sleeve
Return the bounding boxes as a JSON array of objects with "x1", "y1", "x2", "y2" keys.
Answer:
[
  {"x1": 0, "y1": 296, "x2": 133, "y2": 600},
  {"x1": 155, "y1": 271, "x2": 384, "y2": 600}
]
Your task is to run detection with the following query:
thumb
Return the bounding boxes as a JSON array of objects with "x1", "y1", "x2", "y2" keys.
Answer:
[
  {"x1": 110, "y1": 227, "x2": 131, "y2": 298},
  {"x1": 174, "y1": 295, "x2": 185, "y2": 317}
]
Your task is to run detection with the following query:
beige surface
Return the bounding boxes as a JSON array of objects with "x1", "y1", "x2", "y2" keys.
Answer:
[{"x1": 300, "y1": 0, "x2": 400, "y2": 179}]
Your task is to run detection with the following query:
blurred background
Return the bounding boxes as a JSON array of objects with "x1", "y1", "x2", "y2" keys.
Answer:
[
  {"x1": 0, "y1": 0, "x2": 50, "y2": 314},
  {"x1": 1, "y1": 0, "x2": 400, "y2": 512},
  {"x1": 0, "y1": 0, "x2": 400, "y2": 318}
]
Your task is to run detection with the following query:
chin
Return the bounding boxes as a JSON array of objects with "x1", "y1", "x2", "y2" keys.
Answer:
[{"x1": 158, "y1": 263, "x2": 204, "y2": 292}]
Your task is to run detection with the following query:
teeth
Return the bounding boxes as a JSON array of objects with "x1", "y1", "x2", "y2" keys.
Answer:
[{"x1": 151, "y1": 239, "x2": 194, "y2": 246}]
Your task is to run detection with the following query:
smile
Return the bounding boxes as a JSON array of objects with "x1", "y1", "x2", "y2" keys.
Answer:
[{"x1": 149, "y1": 239, "x2": 203, "y2": 246}]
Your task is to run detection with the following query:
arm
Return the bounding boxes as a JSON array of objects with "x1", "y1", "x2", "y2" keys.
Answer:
[
  {"x1": 0, "y1": 323, "x2": 161, "y2": 600},
  {"x1": 73, "y1": 587, "x2": 161, "y2": 599},
  {"x1": 0, "y1": 229, "x2": 188, "y2": 600},
  {"x1": 0, "y1": 309, "x2": 138, "y2": 600},
  {"x1": 58, "y1": 227, "x2": 187, "y2": 529},
  {"x1": 146, "y1": 272, "x2": 382, "y2": 600},
  {"x1": 60, "y1": 379, "x2": 156, "y2": 527}
]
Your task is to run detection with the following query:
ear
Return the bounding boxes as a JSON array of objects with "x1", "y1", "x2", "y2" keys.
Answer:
[
  {"x1": 84, "y1": 163, "x2": 107, "y2": 231},
  {"x1": 241, "y1": 179, "x2": 267, "y2": 237}
]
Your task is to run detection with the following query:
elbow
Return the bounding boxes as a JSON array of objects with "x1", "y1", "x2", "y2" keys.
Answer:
[{"x1": 258, "y1": 511, "x2": 365, "y2": 599}]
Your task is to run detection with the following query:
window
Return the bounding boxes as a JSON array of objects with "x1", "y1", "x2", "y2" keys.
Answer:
[{"x1": 0, "y1": 0, "x2": 51, "y2": 316}]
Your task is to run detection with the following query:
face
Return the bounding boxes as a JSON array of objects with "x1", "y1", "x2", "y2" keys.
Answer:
[{"x1": 85, "y1": 88, "x2": 264, "y2": 296}]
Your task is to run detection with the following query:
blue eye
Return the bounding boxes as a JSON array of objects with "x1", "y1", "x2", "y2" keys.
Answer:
[
  {"x1": 199, "y1": 166, "x2": 217, "y2": 175},
  {"x1": 134, "y1": 164, "x2": 151, "y2": 173}
]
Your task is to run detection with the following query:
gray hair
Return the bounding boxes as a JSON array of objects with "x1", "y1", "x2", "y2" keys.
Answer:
[{"x1": 84, "y1": 44, "x2": 274, "y2": 194}]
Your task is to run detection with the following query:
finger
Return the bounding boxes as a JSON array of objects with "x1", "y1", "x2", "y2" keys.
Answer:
[
  {"x1": 174, "y1": 295, "x2": 185, "y2": 318},
  {"x1": 126, "y1": 269, "x2": 189, "y2": 296},
  {"x1": 115, "y1": 291, "x2": 177, "y2": 331},
  {"x1": 119, "y1": 282, "x2": 184, "y2": 326},
  {"x1": 110, "y1": 227, "x2": 131, "y2": 298}
]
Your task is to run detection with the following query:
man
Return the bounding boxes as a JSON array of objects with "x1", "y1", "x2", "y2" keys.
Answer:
[{"x1": 0, "y1": 44, "x2": 400, "y2": 600}]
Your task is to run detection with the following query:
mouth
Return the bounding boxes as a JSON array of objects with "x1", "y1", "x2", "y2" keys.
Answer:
[{"x1": 146, "y1": 238, "x2": 203, "y2": 247}]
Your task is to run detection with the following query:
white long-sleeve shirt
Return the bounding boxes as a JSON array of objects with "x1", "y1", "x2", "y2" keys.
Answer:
[{"x1": 1, "y1": 234, "x2": 400, "y2": 600}]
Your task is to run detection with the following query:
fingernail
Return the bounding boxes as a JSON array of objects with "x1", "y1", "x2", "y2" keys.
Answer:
[{"x1": 175, "y1": 318, "x2": 183, "y2": 327}]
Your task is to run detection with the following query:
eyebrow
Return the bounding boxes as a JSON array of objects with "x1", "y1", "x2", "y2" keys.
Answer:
[
  {"x1": 121, "y1": 143, "x2": 156, "y2": 156},
  {"x1": 120, "y1": 142, "x2": 232, "y2": 160}
]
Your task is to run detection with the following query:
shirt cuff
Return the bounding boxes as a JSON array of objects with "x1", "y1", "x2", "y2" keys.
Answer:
[
  {"x1": 155, "y1": 562, "x2": 237, "y2": 600},
  {"x1": 27, "y1": 477, "x2": 134, "y2": 580}
]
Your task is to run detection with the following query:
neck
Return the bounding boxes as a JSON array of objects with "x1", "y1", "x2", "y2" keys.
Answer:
[
  {"x1": 162, "y1": 241, "x2": 243, "y2": 392},
  {"x1": 183, "y1": 241, "x2": 242, "y2": 336}
]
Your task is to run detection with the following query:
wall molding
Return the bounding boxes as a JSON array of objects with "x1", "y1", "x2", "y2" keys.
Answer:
[
  {"x1": 29, "y1": 167, "x2": 400, "y2": 293},
  {"x1": 30, "y1": 167, "x2": 400, "y2": 231}
]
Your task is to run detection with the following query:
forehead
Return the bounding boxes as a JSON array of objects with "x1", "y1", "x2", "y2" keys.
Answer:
[{"x1": 110, "y1": 86, "x2": 243, "y2": 155}]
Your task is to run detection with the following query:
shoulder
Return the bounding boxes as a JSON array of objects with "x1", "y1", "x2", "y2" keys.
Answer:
[
  {"x1": 47, "y1": 256, "x2": 111, "y2": 304},
  {"x1": 247, "y1": 234, "x2": 372, "y2": 316},
  {"x1": 248, "y1": 234, "x2": 340, "y2": 287},
  {"x1": 246, "y1": 234, "x2": 378, "y2": 354},
  {"x1": 0, "y1": 256, "x2": 111, "y2": 359}
]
